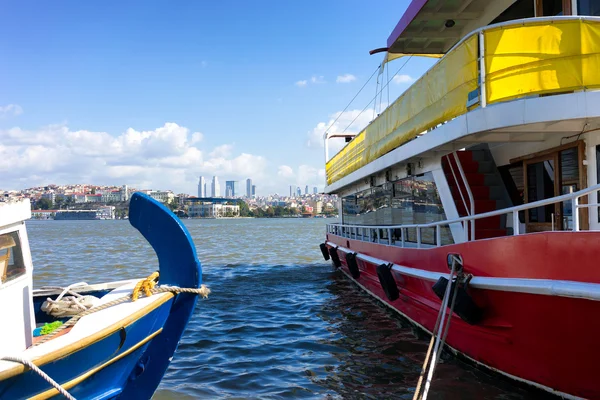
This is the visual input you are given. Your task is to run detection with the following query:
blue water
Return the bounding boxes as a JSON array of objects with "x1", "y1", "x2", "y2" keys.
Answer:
[{"x1": 27, "y1": 218, "x2": 543, "y2": 399}]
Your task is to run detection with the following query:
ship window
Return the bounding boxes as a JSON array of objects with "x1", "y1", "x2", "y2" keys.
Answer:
[
  {"x1": 0, "y1": 232, "x2": 26, "y2": 285},
  {"x1": 577, "y1": 0, "x2": 600, "y2": 16},
  {"x1": 341, "y1": 172, "x2": 452, "y2": 245}
]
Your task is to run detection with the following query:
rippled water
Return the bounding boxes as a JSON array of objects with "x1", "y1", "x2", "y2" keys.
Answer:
[{"x1": 27, "y1": 218, "x2": 542, "y2": 399}]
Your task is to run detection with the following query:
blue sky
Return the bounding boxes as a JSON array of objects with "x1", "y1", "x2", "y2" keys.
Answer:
[{"x1": 0, "y1": 1, "x2": 435, "y2": 195}]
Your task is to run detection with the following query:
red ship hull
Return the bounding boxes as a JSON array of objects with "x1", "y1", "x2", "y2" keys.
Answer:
[{"x1": 325, "y1": 231, "x2": 600, "y2": 399}]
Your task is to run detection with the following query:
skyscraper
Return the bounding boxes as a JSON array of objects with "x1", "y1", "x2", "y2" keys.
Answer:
[
  {"x1": 313, "y1": 186, "x2": 318, "y2": 194},
  {"x1": 252, "y1": 185, "x2": 256, "y2": 197},
  {"x1": 225, "y1": 181, "x2": 240, "y2": 198},
  {"x1": 246, "y1": 178, "x2": 252, "y2": 197},
  {"x1": 297, "y1": 187, "x2": 301, "y2": 197},
  {"x1": 198, "y1": 176, "x2": 206, "y2": 198},
  {"x1": 305, "y1": 185, "x2": 309, "y2": 195},
  {"x1": 211, "y1": 176, "x2": 220, "y2": 197},
  {"x1": 289, "y1": 185, "x2": 294, "y2": 197}
]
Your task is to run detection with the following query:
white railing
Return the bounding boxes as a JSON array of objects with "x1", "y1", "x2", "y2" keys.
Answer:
[
  {"x1": 445, "y1": 152, "x2": 475, "y2": 240},
  {"x1": 328, "y1": 183, "x2": 600, "y2": 248}
]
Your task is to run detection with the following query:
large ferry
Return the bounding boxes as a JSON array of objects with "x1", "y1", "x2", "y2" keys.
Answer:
[{"x1": 321, "y1": 1, "x2": 600, "y2": 398}]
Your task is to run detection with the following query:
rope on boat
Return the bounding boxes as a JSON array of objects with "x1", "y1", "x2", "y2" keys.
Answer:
[
  {"x1": 40, "y1": 282, "x2": 100, "y2": 318},
  {"x1": 0, "y1": 356, "x2": 77, "y2": 400},
  {"x1": 413, "y1": 256, "x2": 462, "y2": 400},
  {"x1": 34, "y1": 273, "x2": 210, "y2": 346}
]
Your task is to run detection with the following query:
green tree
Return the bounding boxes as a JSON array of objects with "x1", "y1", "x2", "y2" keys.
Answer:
[
  {"x1": 36, "y1": 198, "x2": 52, "y2": 210},
  {"x1": 238, "y1": 200, "x2": 250, "y2": 217}
]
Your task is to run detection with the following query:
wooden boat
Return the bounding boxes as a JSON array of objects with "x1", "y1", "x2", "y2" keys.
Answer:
[
  {"x1": 321, "y1": 1, "x2": 600, "y2": 398},
  {"x1": 0, "y1": 192, "x2": 207, "y2": 399}
]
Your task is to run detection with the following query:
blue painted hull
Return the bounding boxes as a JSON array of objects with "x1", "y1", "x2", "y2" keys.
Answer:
[{"x1": 0, "y1": 193, "x2": 203, "y2": 399}]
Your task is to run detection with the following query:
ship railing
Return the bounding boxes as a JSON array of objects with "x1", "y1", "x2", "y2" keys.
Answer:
[
  {"x1": 327, "y1": 182, "x2": 600, "y2": 248},
  {"x1": 325, "y1": 16, "x2": 600, "y2": 186}
]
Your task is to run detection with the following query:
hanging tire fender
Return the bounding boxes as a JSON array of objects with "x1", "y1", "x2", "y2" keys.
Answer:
[
  {"x1": 319, "y1": 243, "x2": 330, "y2": 261},
  {"x1": 377, "y1": 263, "x2": 399, "y2": 301},
  {"x1": 345, "y1": 252, "x2": 361, "y2": 279},
  {"x1": 329, "y1": 246, "x2": 341, "y2": 268}
]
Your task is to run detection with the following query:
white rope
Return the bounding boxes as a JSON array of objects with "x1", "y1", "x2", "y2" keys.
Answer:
[
  {"x1": 41, "y1": 282, "x2": 100, "y2": 317},
  {"x1": 0, "y1": 356, "x2": 76, "y2": 400},
  {"x1": 420, "y1": 257, "x2": 461, "y2": 400}
]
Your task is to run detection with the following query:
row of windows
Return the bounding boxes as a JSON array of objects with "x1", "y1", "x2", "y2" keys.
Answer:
[{"x1": 341, "y1": 172, "x2": 453, "y2": 245}]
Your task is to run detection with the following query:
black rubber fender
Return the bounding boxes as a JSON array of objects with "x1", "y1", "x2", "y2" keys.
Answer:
[
  {"x1": 345, "y1": 252, "x2": 360, "y2": 279},
  {"x1": 432, "y1": 277, "x2": 483, "y2": 325},
  {"x1": 376, "y1": 263, "x2": 399, "y2": 301},
  {"x1": 319, "y1": 243, "x2": 330, "y2": 261},
  {"x1": 329, "y1": 246, "x2": 341, "y2": 268}
]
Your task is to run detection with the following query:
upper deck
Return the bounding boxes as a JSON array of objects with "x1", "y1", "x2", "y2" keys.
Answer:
[{"x1": 325, "y1": 1, "x2": 600, "y2": 192}]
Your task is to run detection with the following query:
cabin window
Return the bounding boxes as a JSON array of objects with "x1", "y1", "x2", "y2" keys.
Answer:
[
  {"x1": 341, "y1": 172, "x2": 452, "y2": 245},
  {"x1": 577, "y1": 0, "x2": 600, "y2": 16},
  {"x1": 0, "y1": 232, "x2": 26, "y2": 285}
]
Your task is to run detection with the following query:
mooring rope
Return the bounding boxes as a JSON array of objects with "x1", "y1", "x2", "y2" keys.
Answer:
[
  {"x1": 413, "y1": 256, "x2": 462, "y2": 400},
  {"x1": 0, "y1": 356, "x2": 77, "y2": 400},
  {"x1": 35, "y1": 274, "x2": 210, "y2": 346}
]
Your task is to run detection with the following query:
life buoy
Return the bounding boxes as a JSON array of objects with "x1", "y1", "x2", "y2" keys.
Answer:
[
  {"x1": 345, "y1": 252, "x2": 360, "y2": 279},
  {"x1": 329, "y1": 246, "x2": 341, "y2": 268},
  {"x1": 319, "y1": 243, "x2": 330, "y2": 261},
  {"x1": 376, "y1": 263, "x2": 399, "y2": 301}
]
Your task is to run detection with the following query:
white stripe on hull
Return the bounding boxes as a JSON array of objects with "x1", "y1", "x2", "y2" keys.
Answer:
[{"x1": 327, "y1": 242, "x2": 600, "y2": 302}]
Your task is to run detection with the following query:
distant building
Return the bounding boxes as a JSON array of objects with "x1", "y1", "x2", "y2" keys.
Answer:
[
  {"x1": 305, "y1": 185, "x2": 308, "y2": 195},
  {"x1": 148, "y1": 190, "x2": 175, "y2": 204},
  {"x1": 211, "y1": 176, "x2": 220, "y2": 197},
  {"x1": 198, "y1": 176, "x2": 206, "y2": 198},
  {"x1": 120, "y1": 185, "x2": 129, "y2": 202},
  {"x1": 246, "y1": 178, "x2": 252, "y2": 197},
  {"x1": 188, "y1": 203, "x2": 240, "y2": 218},
  {"x1": 225, "y1": 181, "x2": 240, "y2": 198},
  {"x1": 251, "y1": 185, "x2": 256, "y2": 197},
  {"x1": 289, "y1": 185, "x2": 293, "y2": 198},
  {"x1": 313, "y1": 187, "x2": 318, "y2": 194},
  {"x1": 296, "y1": 187, "x2": 301, "y2": 197}
]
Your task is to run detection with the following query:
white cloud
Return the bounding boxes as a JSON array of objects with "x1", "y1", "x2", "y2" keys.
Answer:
[
  {"x1": 306, "y1": 108, "x2": 378, "y2": 160},
  {"x1": 393, "y1": 74, "x2": 415, "y2": 84},
  {"x1": 336, "y1": 74, "x2": 356, "y2": 83},
  {"x1": 0, "y1": 123, "x2": 272, "y2": 194},
  {"x1": 295, "y1": 75, "x2": 326, "y2": 87},
  {"x1": 276, "y1": 164, "x2": 326, "y2": 188},
  {"x1": 190, "y1": 131, "x2": 204, "y2": 144},
  {"x1": 277, "y1": 165, "x2": 294, "y2": 178},
  {"x1": 209, "y1": 144, "x2": 233, "y2": 158},
  {"x1": 0, "y1": 104, "x2": 23, "y2": 118}
]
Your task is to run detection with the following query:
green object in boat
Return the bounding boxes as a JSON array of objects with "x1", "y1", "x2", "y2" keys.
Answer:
[{"x1": 40, "y1": 321, "x2": 63, "y2": 335}]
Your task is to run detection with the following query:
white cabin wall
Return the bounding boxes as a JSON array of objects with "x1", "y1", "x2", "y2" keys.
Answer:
[
  {"x1": 487, "y1": 134, "x2": 567, "y2": 167},
  {"x1": 584, "y1": 132, "x2": 600, "y2": 230},
  {"x1": 0, "y1": 223, "x2": 35, "y2": 356}
]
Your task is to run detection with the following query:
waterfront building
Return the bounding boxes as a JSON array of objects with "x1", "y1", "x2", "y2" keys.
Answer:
[
  {"x1": 188, "y1": 203, "x2": 240, "y2": 218},
  {"x1": 246, "y1": 178, "x2": 252, "y2": 197},
  {"x1": 211, "y1": 176, "x2": 220, "y2": 197},
  {"x1": 198, "y1": 176, "x2": 206, "y2": 198},
  {"x1": 148, "y1": 190, "x2": 175, "y2": 204},
  {"x1": 120, "y1": 185, "x2": 129, "y2": 202}
]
